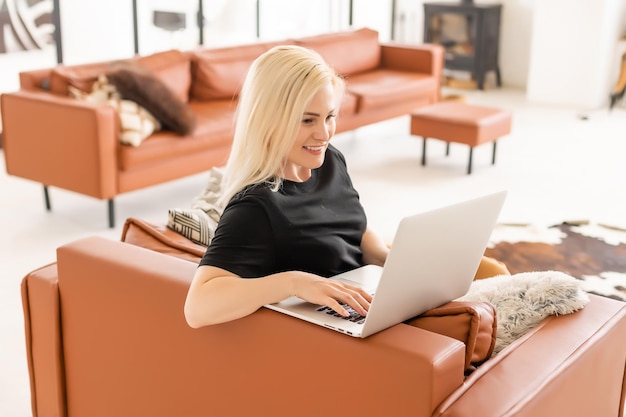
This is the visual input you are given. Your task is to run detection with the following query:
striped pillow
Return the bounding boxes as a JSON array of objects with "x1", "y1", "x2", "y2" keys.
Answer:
[
  {"x1": 167, "y1": 208, "x2": 217, "y2": 247},
  {"x1": 167, "y1": 167, "x2": 224, "y2": 246}
]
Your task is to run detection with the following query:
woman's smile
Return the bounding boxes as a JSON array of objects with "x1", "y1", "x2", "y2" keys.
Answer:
[{"x1": 303, "y1": 144, "x2": 327, "y2": 153}]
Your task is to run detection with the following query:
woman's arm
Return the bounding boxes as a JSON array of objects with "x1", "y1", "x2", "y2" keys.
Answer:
[
  {"x1": 184, "y1": 266, "x2": 372, "y2": 328},
  {"x1": 360, "y1": 227, "x2": 390, "y2": 267}
]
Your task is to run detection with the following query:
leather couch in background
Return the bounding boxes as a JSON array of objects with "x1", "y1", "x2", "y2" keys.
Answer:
[
  {"x1": 1, "y1": 27, "x2": 443, "y2": 228},
  {"x1": 19, "y1": 217, "x2": 626, "y2": 417}
]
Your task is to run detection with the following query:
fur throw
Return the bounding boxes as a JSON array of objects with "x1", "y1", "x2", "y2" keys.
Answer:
[
  {"x1": 458, "y1": 271, "x2": 589, "y2": 355},
  {"x1": 107, "y1": 64, "x2": 196, "y2": 135},
  {"x1": 69, "y1": 75, "x2": 160, "y2": 147}
]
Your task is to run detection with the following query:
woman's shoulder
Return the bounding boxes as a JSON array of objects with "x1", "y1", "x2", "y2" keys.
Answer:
[
  {"x1": 220, "y1": 184, "x2": 275, "y2": 225},
  {"x1": 230, "y1": 182, "x2": 273, "y2": 203}
]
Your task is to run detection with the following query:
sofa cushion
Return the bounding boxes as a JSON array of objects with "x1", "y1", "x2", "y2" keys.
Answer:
[
  {"x1": 168, "y1": 208, "x2": 218, "y2": 247},
  {"x1": 294, "y1": 27, "x2": 380, "y2": 76},
  {"x1": 135, "y1": 49, "x2": 192, "y2": 103},
  {"x1": 346, "y1": 69, "x2": 439, "y2": 112},
  {"x1": 69, "y1": 75, "x2": 161, "y2": 147},
  {"x1": 168, "y1": 167, "x2": 225, "y2": 246},
  {"x1": 49, "y1": 61, "x2": 118, "y2": 96},
  {"x1": 107, "y1": 64, "x2": 196, "y2": 135},
  {"x1": 48, "y1": 50, "x2": 192, "y2": 103},
  {"x1": 118, "y1": 100, "x2": 235, "y2": 170},
  {"x1": 190, "y1": 42, "x2": 286, "y2": 101}
]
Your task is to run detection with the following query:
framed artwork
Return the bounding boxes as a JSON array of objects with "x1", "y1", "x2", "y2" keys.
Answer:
[{"x1": 0, "y1": 0, "x2": 56, "y2": 54}]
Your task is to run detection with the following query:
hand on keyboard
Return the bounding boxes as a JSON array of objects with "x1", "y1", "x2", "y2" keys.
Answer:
[
  {"x1": 292, "y1": 273, "x2": 372, "y2": 318},
  {"x1": 316, "y1": 304, "x2": 366, "y2": 324}
]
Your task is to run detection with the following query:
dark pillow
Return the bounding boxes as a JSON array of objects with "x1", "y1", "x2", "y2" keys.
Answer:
[{"x1": 107, "y1": 65, "x2": 196, "y2": 135}]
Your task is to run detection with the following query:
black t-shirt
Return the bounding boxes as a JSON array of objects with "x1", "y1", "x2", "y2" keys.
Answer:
[{"x1": 199, "y1": 144, "x2": 367, "y2": 278}]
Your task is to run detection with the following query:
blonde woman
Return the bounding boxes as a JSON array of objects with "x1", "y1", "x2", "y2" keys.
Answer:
[{"x1": 184, "y1": 45, "x2": 508, "y2": 328}]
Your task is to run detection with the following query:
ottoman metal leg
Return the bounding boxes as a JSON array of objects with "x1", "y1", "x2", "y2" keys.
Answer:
[
  {"x1": 445, "y1": 142, "x2": 450, "y2": 156},
  {"x1": 492, "y1": 141, "x2": 497, "y2": 165},
  {"x1": 421, "y1": 137, "x2": 427, "y2": 166},
  {"x1": 467, "y1": 147, "x2": 473, "y2": 175},
  {"x1": 107, "y1": 199, "x2": 115, "y2": 229},
  {"x1": 43, "y1": 185, "x2": 51, "y2": 211}
]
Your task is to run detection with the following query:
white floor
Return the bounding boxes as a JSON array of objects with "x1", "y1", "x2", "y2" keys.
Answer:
[{"x1": 2, "y1": 87, "x2": 626, "y2": 416}]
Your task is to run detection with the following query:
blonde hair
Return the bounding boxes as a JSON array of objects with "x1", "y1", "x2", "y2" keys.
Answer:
[{"x1": 218, "y1": 45, "x2": 345, "y2": 207}]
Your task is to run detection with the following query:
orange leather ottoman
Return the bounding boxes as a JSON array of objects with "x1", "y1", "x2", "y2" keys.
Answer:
[{"x1": 410, "y1": 101, "x2": 512, "y2": 174}]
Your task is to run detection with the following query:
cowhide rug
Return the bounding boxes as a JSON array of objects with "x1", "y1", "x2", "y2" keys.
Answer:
[{"x1": 484, "y1": 222, "x2": 626, "y2": 302}]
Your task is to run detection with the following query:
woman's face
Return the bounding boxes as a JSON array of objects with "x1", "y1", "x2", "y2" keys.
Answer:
[{"x1": 283, "y1": 82, "x2": 338, "y2": 182}]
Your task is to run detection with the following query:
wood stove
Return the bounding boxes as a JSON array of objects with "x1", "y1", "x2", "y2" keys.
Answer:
[{"x1": 423, "y1": 1, "x2": 502, "y2": 89}]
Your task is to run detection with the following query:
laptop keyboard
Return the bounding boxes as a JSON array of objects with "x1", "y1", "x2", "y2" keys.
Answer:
[{"x1": 316, "y1": 303, "x2": 366, "y2": 324}]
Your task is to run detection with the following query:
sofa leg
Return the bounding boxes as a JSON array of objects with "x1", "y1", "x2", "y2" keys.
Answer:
[
  {"x1": 107, "y1": 199, "x2": 115, "y2": 229},
  {"x1": 43, "y1": 185, "x2": 51, "y2": 211}
]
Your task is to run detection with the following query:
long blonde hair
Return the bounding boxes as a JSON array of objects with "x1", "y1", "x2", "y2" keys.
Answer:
[{"x1": 218, "y1": 45, "x2": 345, "y2": 207}]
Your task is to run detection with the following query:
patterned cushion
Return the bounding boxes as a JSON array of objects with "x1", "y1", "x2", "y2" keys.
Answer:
[
  {"x1": 167, "y1": 167, "x2": 225, "y2": 246},
  {"x1": 167, "y1": 208, "x2": 217, "y2": 247},
  {"x1": 107, "y1": 64, "x2": 196, "y2": 135},
  {"x1": 69, "y1": 74, "x2": 160, "y2": 147}
]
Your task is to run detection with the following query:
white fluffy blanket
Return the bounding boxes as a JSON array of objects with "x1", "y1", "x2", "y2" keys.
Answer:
[{"x1": 458, "y1": 271, "x2": 590, "y2": 354}]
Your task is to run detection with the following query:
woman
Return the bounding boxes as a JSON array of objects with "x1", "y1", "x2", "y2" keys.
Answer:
[{"x1": 184, "y1": 45, "x2": 507, "y2": 328}]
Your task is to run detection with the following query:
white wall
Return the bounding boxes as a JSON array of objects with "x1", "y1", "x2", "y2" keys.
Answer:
[
  {"x1": 0, "y1": 0, "x2": 625, "y2": 108},
  {"x1": 0, "y1": 0, "x2": 135, "y2": 92},
  {"x1": 59, "y1": 0, "x2": 134, "y2": 64},
  {"x1": 526, "y1": 0, "x2": 626, "y2": 109},
  {"x1": 498, "y1": 0, "x2": 534, "y2": 88}
]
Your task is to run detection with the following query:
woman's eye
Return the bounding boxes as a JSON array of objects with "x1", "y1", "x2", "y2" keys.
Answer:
[{"x1": 302, "y1": 118, "x2": 314, "y2": 125}]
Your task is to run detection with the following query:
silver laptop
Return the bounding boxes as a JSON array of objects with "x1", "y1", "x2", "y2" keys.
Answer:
[{"x1": 264, "y1": 190, "x2": 507, "y2": 338}]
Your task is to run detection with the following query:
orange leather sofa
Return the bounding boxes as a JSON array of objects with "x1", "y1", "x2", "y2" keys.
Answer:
[
  {"x1": 20, "y1": 217, "x2": 626, "y2": 417},
  {"x1": 1, "y1": 27, "x2": 443, "y2": 228}
]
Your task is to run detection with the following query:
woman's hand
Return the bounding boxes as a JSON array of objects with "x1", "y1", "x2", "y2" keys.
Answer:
[
  {"x1": 185, "y1": 266, "x2": 372, "y2": 328},
  {"x1": 292, "y1": 273, "x2": 372, "y2": 318}
]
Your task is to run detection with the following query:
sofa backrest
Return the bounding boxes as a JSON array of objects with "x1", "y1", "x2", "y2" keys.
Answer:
[
  {"x1": 20, "y1": 27, "x2": 381, "y2": 104},
  {"x1": 189, "y1": 27, "x2": 381, "y2": 102},
  {"x1": 294, "y1": 27, "x2": 381, "y2": 77},
  {"x1": 135, "y1": 50, "x2": 192, "y2": 103},
  {"x1": 48, "y1": 60, "x2": 113, "y2": 96},
  {"x1": 189, "y1": 41, "x2": 288, "y2": 101},
  {"x1": 36, "y1": 50, "x2": 192, "y2": 103}
]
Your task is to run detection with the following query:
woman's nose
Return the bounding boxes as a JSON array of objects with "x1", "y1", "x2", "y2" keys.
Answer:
[{"x1": 314, "y1": 124, "x2": 331, "y2": 140}]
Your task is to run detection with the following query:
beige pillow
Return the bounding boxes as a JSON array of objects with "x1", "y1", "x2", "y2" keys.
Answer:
[
  {"x1": 167, "y1": 208, "x2": 218, "y2": 247},
  {"x1": 69, "y1": 74, "x2": 160, "y2": 147},
  {"x1": 167, "y1": 167, "x2": 225, "y2": 246}
]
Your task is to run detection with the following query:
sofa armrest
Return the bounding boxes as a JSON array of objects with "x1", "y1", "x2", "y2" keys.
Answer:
[
  {"x1": 54, "y1": 237, "x2": 466, "y2": 417},
  {"x1": 434, "y1": 294, "x2": 626, "y2": 417},
  {"x1": 380, "y1": 43, "x2": 444, "y2": 78},
  {"x1": 1, "y1": 90, "x2": 119, "y2": 199},
  {"x1": 408, "y1": 301, "x2": 497, "y2": 372},
  {"x1": 21, "y1": 264, "x2": 66, "y2": 417},
  {"x1": 121, "y1": 217, "x2": 205, "y2": 262}
]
